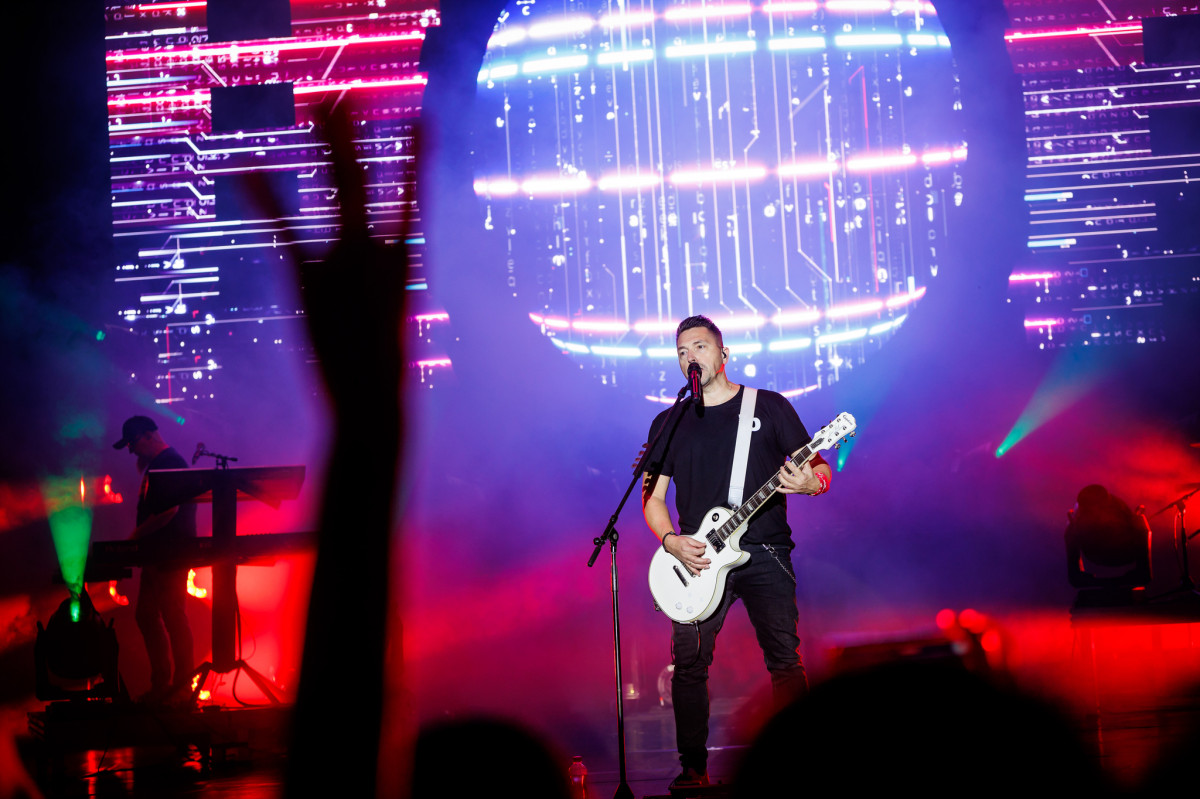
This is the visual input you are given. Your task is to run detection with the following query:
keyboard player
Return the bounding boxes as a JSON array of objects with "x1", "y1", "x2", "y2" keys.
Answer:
[{"x1": 113, "y1": 415, "x2": 196, "y2": 704}]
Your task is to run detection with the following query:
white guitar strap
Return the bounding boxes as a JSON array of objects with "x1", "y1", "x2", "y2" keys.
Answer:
[{"x1": 727, "y1": 387, "x2": 758, "y2": 507}]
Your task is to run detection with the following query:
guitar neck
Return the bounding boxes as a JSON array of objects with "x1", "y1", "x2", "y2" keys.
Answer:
[{"x1": 717, "y1": 441, "x2": 820, "y2": 542}]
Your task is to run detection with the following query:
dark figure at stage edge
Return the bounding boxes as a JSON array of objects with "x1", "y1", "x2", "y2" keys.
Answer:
[
  {"x1": 114, "y1": 415, "x2": 197, "y2": 704},
  {"x1": 642, "y1": 316, "x2": 832, "y2": 788}
]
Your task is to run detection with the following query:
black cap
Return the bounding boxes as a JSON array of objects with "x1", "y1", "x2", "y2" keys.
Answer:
[{"x1": 113, "y1": 415, "x2": 158, "y2": 449}]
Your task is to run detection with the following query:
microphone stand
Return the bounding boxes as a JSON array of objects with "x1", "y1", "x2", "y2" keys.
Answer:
[
  {"x1": 589, "y1": 382, "x2": 693, "y2": 799},
  {"x1": 1149, "y1": 485, "x2": 1200, "y2": 598}
]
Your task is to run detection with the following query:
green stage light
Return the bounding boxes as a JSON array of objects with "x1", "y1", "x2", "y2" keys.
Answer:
[{"x1": 43, "y1": 478, "x2": 92, "y2": 600}]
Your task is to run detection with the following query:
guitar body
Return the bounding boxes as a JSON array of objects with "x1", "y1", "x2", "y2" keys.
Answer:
[{"x1": 648, "y1": 505, "x2": 751, "y2": 624}]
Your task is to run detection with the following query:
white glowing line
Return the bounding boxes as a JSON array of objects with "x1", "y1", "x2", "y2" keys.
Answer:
[
  {"x1": 763, "y1": 2, "x2": 819, "y2": 13},
  {"x1": 521, "y1": 175, "x2": 593, "y2": 194},
  {"x1": 921, "y1": 150, "x2": 954, "y2": 164},
  {"x1": 647, "y1": 347, "x2": 679, "y2": 358},
  {"x1": 780, "y1": 383, "x2": 820, "y2": 398},
  {"x1": 665, "y1": 41, "x2": 758, "y2": 59},
  {"x1": 826, "y1": 0, "x2": 893, "y2": 12},
  {"x1": 670, "y1": 165, "x2": 768, "y2": 185},
  {"x1": 885, "y1": 288, "x2": 925, "y2": 308},
  {"x1": 598, "y1": 172, "x2": 661, "y2": 190},
  {"x1": 834, "y1": 33, "x2": 904, "y2": 47},
  {"x1": 529, "y1": 17, "x2": 596, "y2": 38},
  {"x1": 523, "y1": 55, "x2": 590, "y2": 74},
  {"x1": 550, "y1": 337, "x2": 589, "y2": 354},
  {"x1": 868, "y1": 317, "x2": 905, "y2": 335},
  {"x1": 768, "y1": 337, "x2": 813, "y2": 351},
  {"x1": 664, "y1": 4, "x2": 753, "y2": 21},
  {"x1": 596, "y1": 49, "x2": 656, "y2": 65},
  {"x1": 907, "y1": 34, "x2": 939, "y2": 47},
  {"x1": 727, "y1": 342, "x2": 764, "y2": 354},
  {"x1": 846, "y1": 153, "x2": 918, "y2": 171},
  {"x1": 474, "y1": 178, "x2": 520, "y2": 196},
  {"x1": 486, "y1": 64, "x2": 520, "y2": 80},
  {"x1": 767, "y1": 37, "x2": 827, "y2": 51},
  {"x1": 140, "y1": 291, "x2": 219, "y2": 301},
  {"x1": 599, "y1": 11, "x2": 656, "y2": 28},
  {"x1": 488, "y1": 29, "x2": 527, "y2": 48}
]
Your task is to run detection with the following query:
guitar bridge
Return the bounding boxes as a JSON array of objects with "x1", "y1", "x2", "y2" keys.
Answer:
[{"x1": 672, "y1": 565, "x2": 689, "y2": 587}]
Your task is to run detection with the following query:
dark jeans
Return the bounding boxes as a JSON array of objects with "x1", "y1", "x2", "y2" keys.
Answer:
[
  {"x1": 135, "y1": 565, "x2": 194, "y2": 690},
  {"x1": 670, "y1": 545, "x2": 808, "y2": 771}
]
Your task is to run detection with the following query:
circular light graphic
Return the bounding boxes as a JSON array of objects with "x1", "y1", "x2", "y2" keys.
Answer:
[{"x1": 473, "y1": 0, "x2": 965, "y2": 401}]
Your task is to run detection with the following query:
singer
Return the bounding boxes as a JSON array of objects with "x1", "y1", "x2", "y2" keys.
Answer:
[
  {"x1": 640, "y1": 315, "x2": 831, "y2": 789},
  {"x1": 112, "y1": 415, "x2": 197, "y2": 705}
]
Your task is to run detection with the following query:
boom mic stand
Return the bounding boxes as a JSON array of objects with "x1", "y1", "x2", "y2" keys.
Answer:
[
  {"x1": 589, "y1": 382, "x2": 693, "y2": 799},
  {"x1": 1149, "y1": 484, "x2": 1200, "y2": 599}
]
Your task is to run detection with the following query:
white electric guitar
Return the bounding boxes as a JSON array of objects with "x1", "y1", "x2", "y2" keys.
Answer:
[{"x1": 648, "y1": 412, "x2": 856, "y2": 624}]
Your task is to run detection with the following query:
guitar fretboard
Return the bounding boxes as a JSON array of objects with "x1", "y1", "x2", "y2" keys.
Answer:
[{"x1": 715, "y1": 440, "x2": 818, "y2": 542}]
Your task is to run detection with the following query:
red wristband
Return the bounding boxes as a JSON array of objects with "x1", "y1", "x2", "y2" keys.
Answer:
[{"x1": 813, "y1": 470, "x2": 829, "y2": 496}]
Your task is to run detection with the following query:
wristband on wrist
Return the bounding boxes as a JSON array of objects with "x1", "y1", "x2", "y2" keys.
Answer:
[
  {"x1": 813, "y1": 470, "x2": 829, "y2": 496},
  {"x1": 662, "y1": 532, "x2": 676, "y2": 550}
]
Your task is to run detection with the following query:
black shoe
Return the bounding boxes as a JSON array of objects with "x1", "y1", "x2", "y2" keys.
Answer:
[{"x1": 670, "y1": 767, "x2": 710, "y2": 788}]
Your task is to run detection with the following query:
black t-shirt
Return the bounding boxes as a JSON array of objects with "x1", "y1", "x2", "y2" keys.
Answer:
[
  {"x1": 136, "y1": 447, "x2": 198, "y2": 544},
  {"x1": 645, "y1": 386, "x2": 814, "y2": 548}
]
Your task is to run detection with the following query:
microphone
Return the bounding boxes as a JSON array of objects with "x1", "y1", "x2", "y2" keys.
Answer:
[
  {"x1": 688, "y1": 362, "x2": 703, "y2": 406},
  {"x1": 192, "y1": 442, "x2": 206, "y2": 465}
]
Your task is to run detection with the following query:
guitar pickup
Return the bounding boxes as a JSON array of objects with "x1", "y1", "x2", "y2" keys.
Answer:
[
  {"x1": 706, "y1": 531, "x2": 725, "y2": 553},
  {"x1": 672, "y1": 565, "x2": 689, "y2": 587}
]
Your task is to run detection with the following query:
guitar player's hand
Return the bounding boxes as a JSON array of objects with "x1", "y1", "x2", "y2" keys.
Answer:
[
  {"x1": 778, "y1": 459, "x2": 820, "y2": 495},
  {"x1": 666, "y1": 533, "x2": 711, "y2": 575}
]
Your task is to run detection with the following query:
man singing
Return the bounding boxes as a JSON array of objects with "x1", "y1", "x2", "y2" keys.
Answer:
[
  {"x1": 113, "y1": 415, "x2": 196, "y2": 704},
  {"x1": 642, "y1": 316, "x2": 831, "y2": 788}
]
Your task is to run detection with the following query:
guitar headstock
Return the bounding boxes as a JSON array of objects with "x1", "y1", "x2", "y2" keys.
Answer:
[{"x1": 810, "y1": 412, "x2": 857, "y2": 452}]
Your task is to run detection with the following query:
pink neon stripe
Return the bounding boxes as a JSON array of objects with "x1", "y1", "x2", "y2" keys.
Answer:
[
  {"x1": 825, "y1": 1, "x2": 892, "y2": 13},
  {"x1": 846, "y1": 153, "x2": 918, "y2": 171},
  {"x1": 826, "y1": 300, "x2": 884, "y2": 318},
  {"x1": 772, "y1": 309, "x2": 822, "y2": 325},
  {"x1": 573, "y1": 319, "x2": 631, "y2": 333},
  {"x1": 1024, "y1": 319, "x2": 1059, "y2": 327},
  {"x1": 293, "y1": 76, "x2": 427, "y2": 94},
  {"x1": 416, "y1": 358, "x2": 452, "y2": 368},
  {"x1": 712, "y1": 315, "x2": 766, "y2": 331},
  {"x1": 1004, "y1": 23, "x2": 1141, "y2": 42},
  {"x1": 1008, "y1": 273, "x2": 1054, "y2": 282},
  {"x1": 107, "y1": 31, "x2": 425, "y2": 63},
  {"x1": 542, "y1": 317, "x2": 571, "y2": 330},
  {"x1": 664, "y1": 4, "x2": 753, "y2": 21},
  {"x1": 885, "y1": 287, "x2": 926, "y2": 308},
  {"x1": 670, "y1": 166, "x2": 767, "y2": 185},
  {"x1": 763, "y1": 2, "x2": 819, "y2": 12},
  {"x1": 633, "y1": 320, "x2": 679, "y2": 333},
  {"x1": 135, "y1": 2, "x2": 205, "y2": 9}
]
